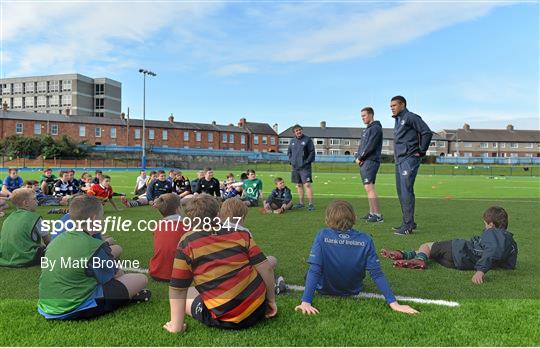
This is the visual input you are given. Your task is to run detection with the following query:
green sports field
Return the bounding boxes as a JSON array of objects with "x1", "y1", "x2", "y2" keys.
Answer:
[{"x1": 1, "y1": 169, "x2": 539, "y2": 346}]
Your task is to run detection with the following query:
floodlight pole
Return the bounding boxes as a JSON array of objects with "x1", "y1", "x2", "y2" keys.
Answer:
[{"x1": 139, "y1": 69, "x2": 156, "y2": 169}]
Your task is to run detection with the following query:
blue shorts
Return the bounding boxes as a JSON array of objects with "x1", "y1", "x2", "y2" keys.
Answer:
[
  {"x1": 360, "y1": 160, "x2": 380, "y2": 185},
  {"x1": 291, "y1": 168, "x2": 313, "y2": 184}
]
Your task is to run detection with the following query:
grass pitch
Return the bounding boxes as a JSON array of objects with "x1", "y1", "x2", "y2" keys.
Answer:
[{"x1": 0, "y1": 169, "x2": 539, "y2": 346}]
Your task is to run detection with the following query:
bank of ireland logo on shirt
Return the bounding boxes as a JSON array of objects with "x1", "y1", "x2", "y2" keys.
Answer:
[
  {"x1": 401, "y1": 120, "x2": 405, "y2": 125},
  {"x1": 402, "y1": 170, "x2": 408, "y2": 176},
  {"x1": 338, "y1": 233, "x2": 350, "y2": 239},
  {"x1": 301, "y1": 141, "x2": 305, "y2": 145}
]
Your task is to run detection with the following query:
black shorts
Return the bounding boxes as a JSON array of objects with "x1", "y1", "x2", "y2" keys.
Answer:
[
  {"x1": 242, "y1": 197, "x2": 259, "y2": 207},
  {"x1": 430, "y1": 241, "x2": 456, "y2": 269},
  {"x1": 267, "y1": 198, "x2": 292, "y2": 209},
  {"x1": 67, "y1": 279, "x2": 131, "y2": 320},
  {"x1": 360, "y1": 160, "x2": 380, "y2": 185},
  {"x1": 191, "y1": 295, "x2": 267, "y2": 330},
  {"x1": 291, "y1": 168, "x2": 313, "y2": 184}
]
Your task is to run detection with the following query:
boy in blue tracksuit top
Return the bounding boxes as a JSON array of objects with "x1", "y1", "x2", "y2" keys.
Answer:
[
  {"x1": 390, "y1": 96, "x2": 433, "y2": 235},
  {"x1": 295, "y1": 200, "x2": 418, "y2": 315},
  {"x1": 382, "y1": 206, "x2": 517, "y2": 284},
  {"x1": 355, "y1": 107, "x2": 384, "y2": 223}
]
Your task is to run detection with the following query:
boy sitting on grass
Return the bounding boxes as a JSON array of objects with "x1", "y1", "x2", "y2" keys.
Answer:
[
  {"x1": 87, "y1": 175, "x2": 121, "y2": 211},
  {"x1": 25, "y1": 180, "x2": 67, "y2": 206},
  {"x1": 149, "y1": 193, "x2": 187, "y2": 282},
  {"x1": 381, "y1": 206, "x2": 517, "y2": 284},
  {"x1": 122, "y1": 170, "x2": 172, "y2": 207},
  {"x1": 0, "y1": 188, "x2": 50, "y2": 267},
  {"x1": 241, "y1": 169, "x2": 262, "y2": 207},
  {"x1": 2, "y1": 168, "x2": 24, "y2": 197},
  {"x1": 295, "y1": 200, "x2": 418, "y2": 315},
  {"x1": 220, "y1": 173, "x2": 241, "y2": 200},
  {"x1": 164, "y1": 194, "x2": 278, "y2": 333},
  {"x1": 263, "y1": 177, "x2": 293, "y2": 214},
  {"x1": 40, "y1": 168, "x2": 57, "y2": 195},
  {"x1": 38, "y1": 195, "x2": 150, "y2": 320}
]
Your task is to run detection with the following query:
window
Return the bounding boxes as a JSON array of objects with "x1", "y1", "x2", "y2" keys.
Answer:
[
  {"x1": 464, "y1": 152, "x2": 472, "y2": 157},
  {"x1": 95, "y1": 98, "x2": 104, "y2": 109},
  {"x1": 482, "y1": 153, "x2": 490, "y2": 157},
  {"x1": 49, "y1": 80, "x2": 59, "y2": 92},
  {"x1": 95, "y1": 84, "x2": 104, "y2": 95},
  {"x1": 279, "y1": 139, "x2": 290, "y2": 145},
  {"x1": 62, "y1": 80, "x2": 72, "y2": 91},
  {"x1": 316, "y1": 150, "x2": 324, "y2": 155},
  {"x1": 13, "y1": 83, "x2": 23, "y2": 94},
  {"x1": 429, "y1": 141, "x2": 436, "y2": 147},
  {"x1": 262, "y1": 136, "x2": 267, "y2": 145},
  {"x1": 510, "y1": 153, "x2": 518, "y2": 157},
  {"x1": 330, "y1": 149, "x2": 340, "y2": 155},
  {"x1": 37, "y1": 81, "x2": 47, "y2": 93},
  {"x1": 62, "y1": 94, "x2": 72, "y2": 106},
  {"x1": 492, "y1": 142, "x2": 498, "y2": 148},
  {"x1": 463, "y1": 142, "x2": 472, "y2": 148},
  {"x1": 271, "y1": 137, "x2": 276, "y2": 145},
  {"x1": 229, "y1": 134, "x2": 235, "y2": 143},
  {"x1": 330, "y1": 139, "x2": 340, "y2": 146},
  {"x1": 510, "y1": 143, "x2": 518, "y2": 149},
  {"x1": 501, "y1": 143, "x2": 506, "y2": 148},
  {"x1": 110, "y1": 127, "x2": 117, "y2": 139},
  {"x1": 241, "y1": 134, "x2": 246, "y2": 145},
  {"x1": 33, "y1": 122, "x2": 41, "y2": 135},
  {"x1": 95, "y1": 127, "x2": 102, "y2": 137},
  {"x1": 383, "y1": 139, "x2": 390, "y2": 146},
  {"x1": 134, "y1": 128, "x2": 141, "y2": 139},
  {"x1": 13, "y1": 97, "x2": 22, "y2": 108},
  {"x1": 148, "y1": 129, "x2": 154, "y2": 140},
  {"x1": 343, "y1": 140, "x2": 350, "y2": 146},
  {"x1": 24, "y1": 97, "x2": 34, "y2": 108},
  {"x1": 95, "y1": 112, "x2": 104, "y2": 117},
  {"x1": 207, "y1": 132, "x2": 213, "y2": 142},
  {"x1": 525, "y1": 143, "x2": 533, "y2": 149},
  {"x1": 222, "y1": 133, "x2": 228, "y2": 143},
  {"x1": 51, "y1": 124, "x2": 59, "y2": 136},
  {"x1": 254, "y1": 135, "x2": 259, "y2": 145},
  {"x1": 196, "y1": 132, "x2": 201, "y2": 142},
  {"x1": 162, "y1": 130, "x2": 168, "y2": 141},
  {"x1": 2, "y1": 84, "x2": 10, "y2": 94},
  {"x1": 184, "y1": 131, "x2": 189, "y2": 142},
  {"x1": 316, "y1": 139, "x2": 324, "y2": 145},
  {"x1": 15, "y1": 123, "x2": 23, "y2": 134},
  {"x1": 480, "y1": 142, "x2": 488, "y2": 148},
  {"x1": 49, "y1": 95, "x2": 59, "y2": 107},
  {"x1": 525, "y1": 153, "x2": 533, "y2": 157},
  {"x1": 25, "y1": 82, "x2": 34, "y2": 93},
  {"x1": 79, "y1": 126, "x2": 86, "y2": 137}
]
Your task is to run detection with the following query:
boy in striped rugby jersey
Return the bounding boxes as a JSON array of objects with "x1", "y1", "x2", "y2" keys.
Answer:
[{"x1": 164, "y1": 194, "x2": 278, "y2": 333}]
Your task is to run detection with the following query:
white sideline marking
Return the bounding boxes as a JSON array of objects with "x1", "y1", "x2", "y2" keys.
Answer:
[
  {"x1": 314, "y1": 193, "x2": 539, "y2": 203},
  {"x1": 122, "y1": 267, "x2": 459, "y2": 307},
  {"x1": 287, "y1": 284, "x2": 460, "y2": 307}
]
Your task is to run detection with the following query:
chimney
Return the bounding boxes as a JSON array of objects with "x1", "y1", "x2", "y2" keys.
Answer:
[
  {"x1": 212, "y1": 121, "x2": 217, "y2": 126},
  {"x1": 273, "y1": 123, "x2": 278, "y2": 133},
  {"x1": 120, "y1": 112, "x2": 126, "y2": 120},
  {"x1": 463, "y1": 123, "x2": 470, "y2": 131},
  {"x1": 238, "y1": 117, "x2": 246, "y2": 127},
  {"x1": 168, "y1": 113, "x2": 174, "y2": 124},
  {"x1": 2, "y1": 101, "x2": 7, "y2": 111},
  {"x1": 65, "y1": 108, "x2": 70, "y2": 116},
  {"x1": 506, "y1": 124, "x2": 514, "y2": 131},
  {"x1": 320, "y1": 121, "x2": 326, "y2": 129}
]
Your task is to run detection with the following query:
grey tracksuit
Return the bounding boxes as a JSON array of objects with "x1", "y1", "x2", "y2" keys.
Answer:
[{"x1": 393, "y1": 108, "x2": 433, "y2": 229}]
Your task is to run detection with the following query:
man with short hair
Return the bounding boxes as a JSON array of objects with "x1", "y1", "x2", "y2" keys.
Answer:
[
  {"x1": 355, "y1": 107, "x2": 383, "y2": 223},
  {"x1": 390, "y1": 96, "x2": 433, "y2": 235},
  {"x1": 287, "y1": 124, "x2": 315, "y2": 211}
]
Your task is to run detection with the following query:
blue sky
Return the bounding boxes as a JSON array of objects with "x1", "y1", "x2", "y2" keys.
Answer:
[{"x1": 1, "y1": 1, "x2": 538, "y2": 132}]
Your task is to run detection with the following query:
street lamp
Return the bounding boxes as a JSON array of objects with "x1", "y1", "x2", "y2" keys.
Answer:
[{"x1": 138, "y1": 68, "x2": 157, "y2": 169}]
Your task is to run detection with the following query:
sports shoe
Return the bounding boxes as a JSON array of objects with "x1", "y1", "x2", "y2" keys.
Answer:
[
  {"x1": 361, "y1": 213, "x2": 372, "y2": 220},
  {"x1": 293, "y1": 203, "x2": 305, "y2": 209},
  {"x1": 307, "y1": 203, "x2": 315, "y2": 211},
  {"x1": 120, "y1": 196, "x2": 130, "y2": 208},
  {"x1": 47, "y1": 208, "x2": 69, "y2": 215},
  {"x1": 131, "y1": 289, "x2": 152, "y2": 303},
  {"x1": 394, "y1": 227, "x2": 413, "y2": 236},
  {"x1": 380, "y1": 249, "x2": 404, "y2": 260},
  {"x1": 366, "y1": 214, "x2": 384, "y2": 223},
  {"x1": 392, "y1": 259, "x2": 426, "y2": 270},
  {"x1": 392, "y1": 222, "x2": 417, "y2": 231},
  {"x1": 275, "y1": 276, "x2": 287, "y2": 295}
]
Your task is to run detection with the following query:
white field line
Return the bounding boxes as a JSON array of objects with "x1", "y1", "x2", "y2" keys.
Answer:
[
  {"x1": 122, "y1": 267, "x2": 459, "y2": 307},
  {"x1": 313, "y1": 193, "x2": 539, "y2": 203}
]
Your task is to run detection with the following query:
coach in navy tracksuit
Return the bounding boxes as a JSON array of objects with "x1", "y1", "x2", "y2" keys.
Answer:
[
  {"x1": 391, "y1": 96, "x2": 433, "y2": 235},
  {"x1": 287, "y1": 124, "x2": 315, "y2": 211},
  {"x1": 355, "y1": 107, "x2": 384, "y2": 223}
]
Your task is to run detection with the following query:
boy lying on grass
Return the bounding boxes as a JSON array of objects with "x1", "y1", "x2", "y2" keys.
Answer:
[{"x1": 381, "y1": 206, "x2": 517, "y2": 284}]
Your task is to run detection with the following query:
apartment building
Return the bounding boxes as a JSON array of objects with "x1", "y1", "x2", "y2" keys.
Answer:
[{"x1": 0, "y1": 73, "x2": 121, "y2": 118}]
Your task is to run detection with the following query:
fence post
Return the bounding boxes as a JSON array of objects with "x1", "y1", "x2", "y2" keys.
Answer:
[{"x1": 510, "y1": 166, "x2": 513, "y2": 177}]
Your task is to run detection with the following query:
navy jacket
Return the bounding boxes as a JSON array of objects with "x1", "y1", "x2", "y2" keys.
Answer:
[
  {"x1": 356, "y1": 121, "x2": 383, "y2": 162},
  {"x1": 451, "y1": 228, "x2": 518, "y2": 273},
  {"x1": 393, "y1": 108, "x2": 433, "y2": 163},
  {"x1": 266, "y1": 186, "x2": 292, "y2": 205},
  {"x1": 287, "y1": 134, "x2": 315, "y2": 170},
  {"x1": 146, "y1": 179, "x2": 173, "y2": 201}
]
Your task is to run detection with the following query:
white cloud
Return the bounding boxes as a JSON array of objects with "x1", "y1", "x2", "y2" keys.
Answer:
[{"x1": 213, "y1": 64, "x2": 257, "y2": 77}]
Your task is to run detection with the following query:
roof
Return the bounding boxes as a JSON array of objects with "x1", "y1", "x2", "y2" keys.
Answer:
[
  {"x1": 450, "y1": 128, "x2": 540, "y2": 142},
  {"x1": 242, "y1": 121, "x2": 277, "y2": 135},
  {"x1": 0, "y1": 110, "x2": 248, "y2": 133},
  {"x1": 280, "y1": 125, "x2": 397, "y2": 140}
]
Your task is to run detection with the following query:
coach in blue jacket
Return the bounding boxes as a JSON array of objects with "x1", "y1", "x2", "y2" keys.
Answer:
[
  {"x1": 391, "y1": 96, "x2": 433, "y2": 235},
  {"x1": 287, "y1": 124, "x2": 315, "y2": 211}
]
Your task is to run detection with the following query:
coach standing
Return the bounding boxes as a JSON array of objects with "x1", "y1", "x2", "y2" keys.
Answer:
[
  {"x1": 391, "y1": 96, "x2": 432, "y2": 235},
  {"x1": 287, "y1": 124, "x2": 315, "y2": 211}
]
